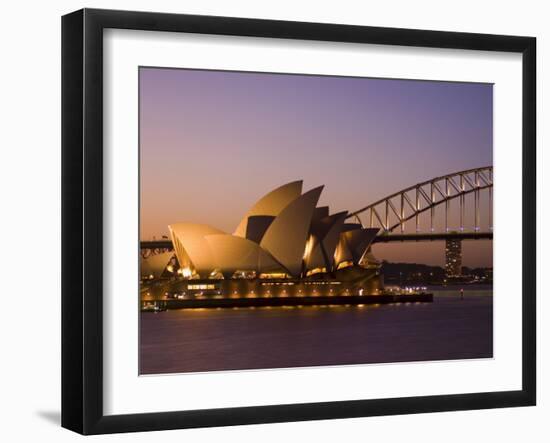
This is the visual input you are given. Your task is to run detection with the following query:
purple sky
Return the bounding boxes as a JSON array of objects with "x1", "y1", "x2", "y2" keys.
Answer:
[{"x1": 140, "y1": 68, "x2": 493, "y2": 267}]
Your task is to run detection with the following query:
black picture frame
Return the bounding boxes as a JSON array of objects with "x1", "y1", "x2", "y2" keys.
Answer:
[{"x1": 62, "y1": 8, "x2": 536, "y2": 435}]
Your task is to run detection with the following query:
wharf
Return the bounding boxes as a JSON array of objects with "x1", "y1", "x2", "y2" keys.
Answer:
[{"x1": 141, "y1": 293, "x2": 433, "y2": 311}]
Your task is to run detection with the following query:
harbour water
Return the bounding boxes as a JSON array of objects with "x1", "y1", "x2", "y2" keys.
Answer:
[{"x1": 139, "y1": 286, "x2": 493, "y2": 375}]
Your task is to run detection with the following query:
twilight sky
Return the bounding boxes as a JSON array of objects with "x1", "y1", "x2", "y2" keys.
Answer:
[{"x1": 140, "y1": 67, "x2": 493, "y2": 267}]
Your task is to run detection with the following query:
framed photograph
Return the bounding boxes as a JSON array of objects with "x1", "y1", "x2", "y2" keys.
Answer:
[{"x1": 61, "y1": 8, "x2": 536, "y2": 435}]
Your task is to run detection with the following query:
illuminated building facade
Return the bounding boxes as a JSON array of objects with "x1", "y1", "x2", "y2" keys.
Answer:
[
  {"x1": 445, "y1": 238, "x2": 462, "y2": 277},
  {"x1": 141, "y1": 181, "x2": 382, "y2": 298}
]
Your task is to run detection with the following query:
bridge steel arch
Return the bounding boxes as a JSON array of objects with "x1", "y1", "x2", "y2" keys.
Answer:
[{"x1": 348, "y1": 166, "x2": 493, "y2": 234}]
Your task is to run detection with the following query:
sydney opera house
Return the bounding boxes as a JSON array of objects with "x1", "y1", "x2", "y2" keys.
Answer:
[{"x1": 141, "y1": 181, "x2": 383, "y2": 299}]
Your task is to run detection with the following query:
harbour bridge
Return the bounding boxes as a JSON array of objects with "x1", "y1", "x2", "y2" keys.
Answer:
[
  {"x1": 350, "y1": 166, "x2": 493, "y2": 241},
  {"x1": 140, "y1": 166, "x2": 493, "y2": 275}
]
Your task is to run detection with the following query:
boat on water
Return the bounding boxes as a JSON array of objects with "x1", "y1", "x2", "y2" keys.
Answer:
[{"x1": 141, "y1": 303, "x2": 166, "y2": 313}]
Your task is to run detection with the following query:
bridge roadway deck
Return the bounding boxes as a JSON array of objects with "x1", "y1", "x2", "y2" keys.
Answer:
[
  {"x1": 372, "y1": 231, "x2": 493, "y2": 243},
  {"x1": 140, "y1": 231, "x2": 492, "y2": 250}
]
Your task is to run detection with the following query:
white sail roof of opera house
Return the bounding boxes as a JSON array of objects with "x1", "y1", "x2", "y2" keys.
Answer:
[
  {"x1": 204, "y1": 235, "x2": 283, "y2": 278},
  {"x1": 168, "y1": 223, "x2": 225, "y2": 277},
  {"x1": 233, "y1": 180, "x2": 303, "y2": 238},
  {"x1": 304, "y1": 211, "x2": 348, "y2": 271},
  {"x1": 259, "y1": 186, "x2": 324, "y2": 277},
  {"x1": 140, "y1": 251, "x2": 175, "y2": 279},
  {"x1": 334, "y1": 227, "x2": 380, "y2": 267},
  {"x1": 165, "y1": 181, "x2": 380, "y2": 279}
]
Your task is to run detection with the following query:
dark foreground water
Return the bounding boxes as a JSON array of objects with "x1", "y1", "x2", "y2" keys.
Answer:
[{"x1": 140, "y1": 287, "x2": 493, "y2": 375}]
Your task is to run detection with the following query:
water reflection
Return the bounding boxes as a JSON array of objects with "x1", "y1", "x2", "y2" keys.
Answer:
[{"x1": 140, "y1": 287, "x2": 493, "y2": 375}]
